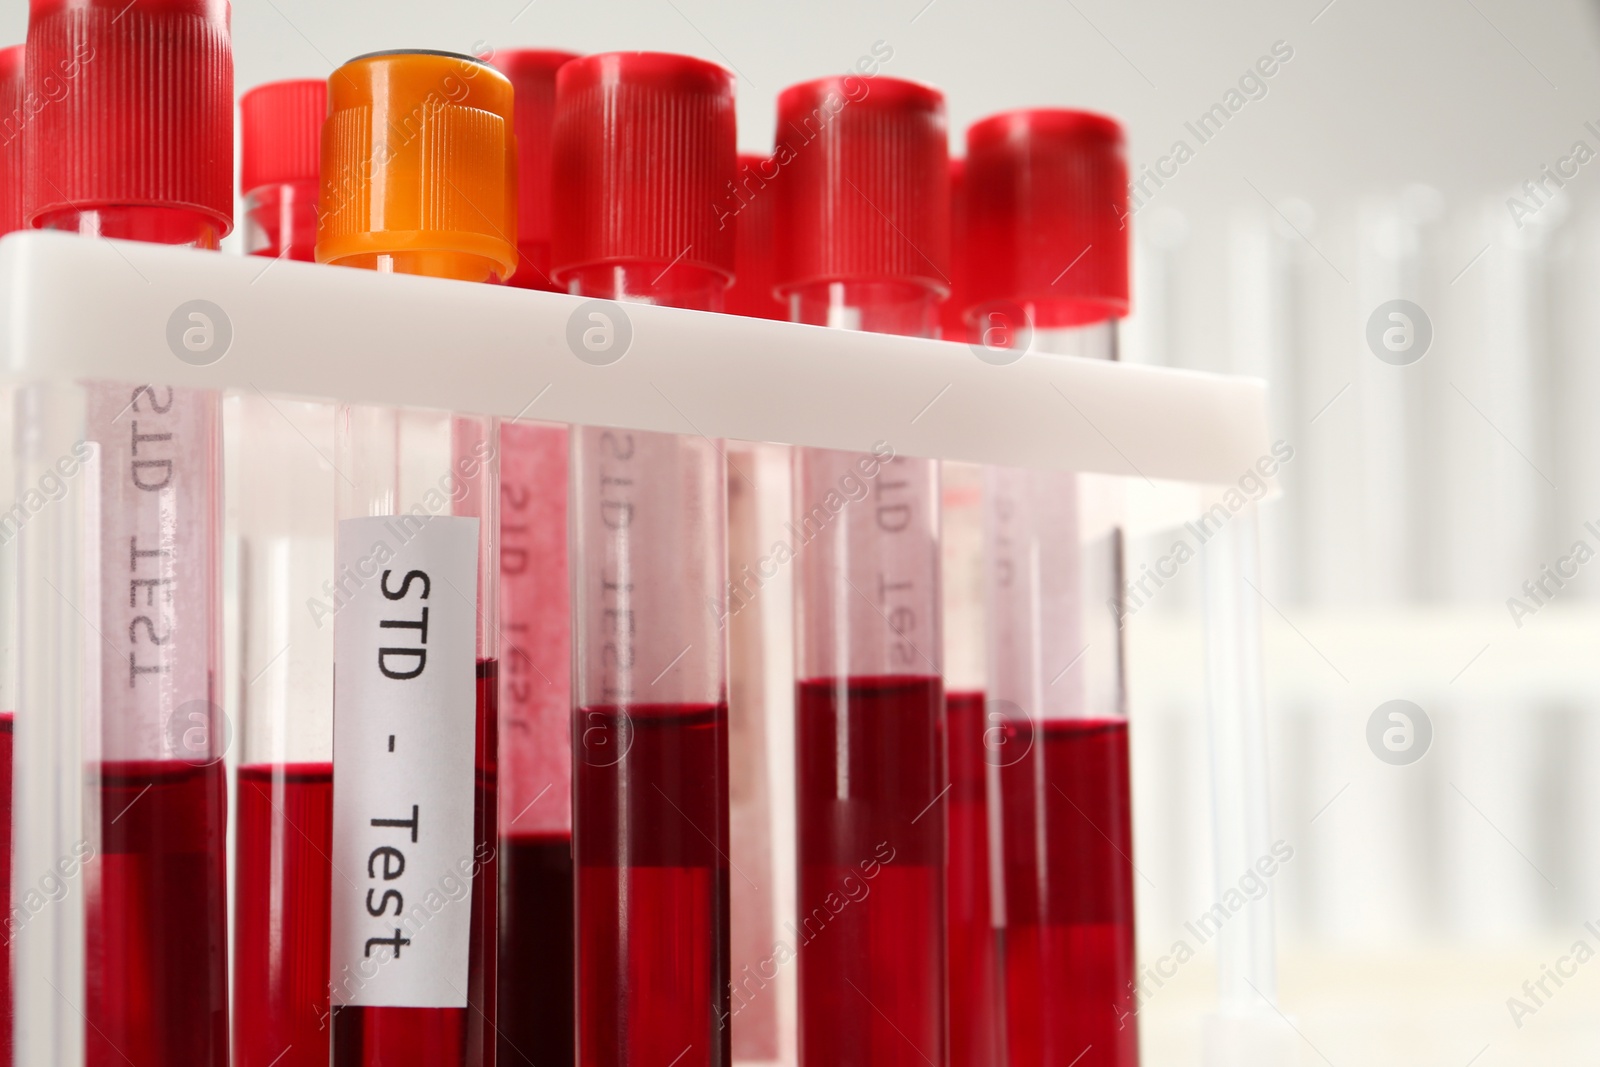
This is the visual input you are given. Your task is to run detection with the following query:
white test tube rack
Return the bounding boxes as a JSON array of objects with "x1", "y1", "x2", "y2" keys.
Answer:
[{"x1": 1, "y1": 230, "x2": 1290, "y2": 1067}]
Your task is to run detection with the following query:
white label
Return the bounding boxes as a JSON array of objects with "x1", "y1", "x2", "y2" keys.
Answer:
[{"x1": 330, "y1": 515, "x2": 480, "y2": 1008}]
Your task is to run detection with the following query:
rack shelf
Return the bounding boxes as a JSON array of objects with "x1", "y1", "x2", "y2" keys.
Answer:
[{"x1": 0, "y1": 232, "x2": 1269, "y2": 484}]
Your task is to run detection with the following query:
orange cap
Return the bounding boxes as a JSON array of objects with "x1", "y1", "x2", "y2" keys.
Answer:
[{"x1": 317, "y1": 49, "x2": 517, "y2": 282}]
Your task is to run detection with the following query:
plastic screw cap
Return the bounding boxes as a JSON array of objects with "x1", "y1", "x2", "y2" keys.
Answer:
[
  {"x1": 551, "y1": 52, "x2": 736, "y2": 283},
  {"x1": 25, "y1": 0, "x2": 234, "y2": 233},
  {"x1": 774, "y1": 75, "x2": 951, "y2": 296},
  {"x1": 941, "y1": 157, "x2": 968, "y2": 340},
  {"x1": 964, "y1": 109, "x2": 1130, "y2": 327},
  {"x1": 490, "y1": 49, "x2": 579, "y2": 290},
  {"x1": 724, "y1": 154, "x2": 785, "y2": 320},
  {"x1": 0, "y1": 46, "x2": 23, "y2": 236},
  {"x1": 318, "y1": 50, "x2": 517, "y2": 280},
  {"x1": 241, "y1": 78, "x2": 327, "y2": 195}
]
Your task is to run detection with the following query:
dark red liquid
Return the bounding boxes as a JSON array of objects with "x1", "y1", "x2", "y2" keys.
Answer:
[
  {"x1": 496, "y1": 831, "x2": 574, "y2": 1067},
  {"x1": 999, "y1": 718, "x2": 1138, "y2": 1067},
  {"x1": 0, "y1": 713, "x2": 12, "y2": 1067},
  {"x1": 945, "y1": 691, "x2": 1003, "y2": 1067},
  {"x1": 87, "y1": 758, "x2": 229, "y2": 1067},
  {"x1": 333, "y1": 659, "x2": 499, "y2": 1067},
  {"x1": 574, "y1": 703, "x2": 729, "y2": 1067},
  {"x1": 234, "y1": 761, "x2": 335, "y2": 1067},
  {"x1": 795, "y1": 675, "x2": 945, "y2": 1067}
]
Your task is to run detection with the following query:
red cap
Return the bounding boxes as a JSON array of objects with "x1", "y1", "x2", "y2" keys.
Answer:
[
  {"x1": 724, "y1": 154, "x2": 785, "y2": 319},
  {"x1": 551, "y1": 52, "x2": 736, "y2": 284},
  {"x1": 26, "y1": 0, "x2": 234, "y2": 236},
  {"x1": 240, "y1": 78, "x2": 325, "y2": 195},
  {"x1": 492, "y1": 48, "x2": 578, "y2": 290},
  {"x1": 774, "y1": 75, "x2": 950, "y2": 296},
  {"x1": 941, "y1": 158, "x2": 967, "y2": 340},
  {"x1": 0, "y1": 46, "x2": 24, "y2": 237},
  {"x1": 964, "y1": 109, "x2": 1129, "y2": 327}
]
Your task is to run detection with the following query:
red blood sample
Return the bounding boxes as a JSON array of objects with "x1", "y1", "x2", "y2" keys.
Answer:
[
  {"x1": 999, "y1": 718, "x2": 1137, "y2": 1067},
  {"x1": 496, "y1": 831, "x2": 573, "y2": 1067},
  {"x1": 233, "y1": 762, "x2": 335, "y2": 1067},
  {"x1": 88, "y1": 758, "x2": 229, "y2": 1067},
  {"x1": 945, "y1": 690, "x2": 1003, "y2": 1067},
  {"x1": 574, "y1": 702, "x2": 730, "y2": 1067},
  {"x1": 795, "y1": 675, "x2": 945, "y2": 1067}
]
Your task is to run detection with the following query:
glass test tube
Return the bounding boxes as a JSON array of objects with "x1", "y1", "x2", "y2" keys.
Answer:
[
  {"x1": 724, "y1": 154, "x2": 797, "y2": 1067},
  {"x1": 940, "y1": 155, "x2": 1005, "y2": 1067},
  {"x1": 941, "y1": 462, "x2": 1004, "y2": 1067},
  {"x1": 967, "y1": 110, "x2": 1138, "y2": 1067},
  {"x1": 331, "y1": 410, "x2": 500, "y2": 1067},
  {"x1": 24, "y1": 1, "x2": 236, "y2": 1062},
  {"x1": 552, "y1": 52, "x2": 735, "y2": 1067},
  {"x1": 0, "y1": 43, "x2": 22, "y2": 1067},
  {"x1": 234, "y1": 398, "x2": 337, "y2": 1066},
  {"x1": 232, "y1": 77, "x2": 336, "y2": 1067},
  {"x1": 318, "y1": 50, "x2": 513, "y2": 1067},
  {"x1": 487, "y1": 47, "x2": 580, "y2": 1067},
  {"x1": 774, "y1": 76, "x2": 951, "y2": 1067}
]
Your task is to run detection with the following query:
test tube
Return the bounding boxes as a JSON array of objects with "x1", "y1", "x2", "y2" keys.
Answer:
[
  {"x1": 940, "y1": 157, "x2": 1004, "y2": 1067},
  {"x1": 317, "y1": 50, "x2": 514, "y2": 1067},
  {"x1": 552, "y1": 52, "x2": 735, "y2": 1067},
  {"x1": 24, "y1": 1, "x2": 234, "y2": 1062},
  {"x1": 232, "y1": 77, "x2": 336, "y2": 1067},
  {"x1": 773, "y1": 76, "x2": 951, "y2": 1067},
  {"x1": 965, "y1": 110, "x2": 1137, "y2": 1067},
  {"x1": 724, "y1": 153, "x2": 796, "y2": 1066},
  {"x1": 943, "y1": 467, "x2": 1003, "y2": 1067},
  {"x1": 486, "y1": 46, "x2": 580, "y2": 1067},
  {"x1": 0, "y1": 43, "x2": 22, "y2": 1067}
]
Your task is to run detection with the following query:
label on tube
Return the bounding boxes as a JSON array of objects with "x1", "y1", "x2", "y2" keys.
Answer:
[
  {"x1": 330, "y1": 515, "x2": 480, "y2": 1008},
  {"x1": 89, "y1": 385, "x2": 220, "y2": 760}
]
